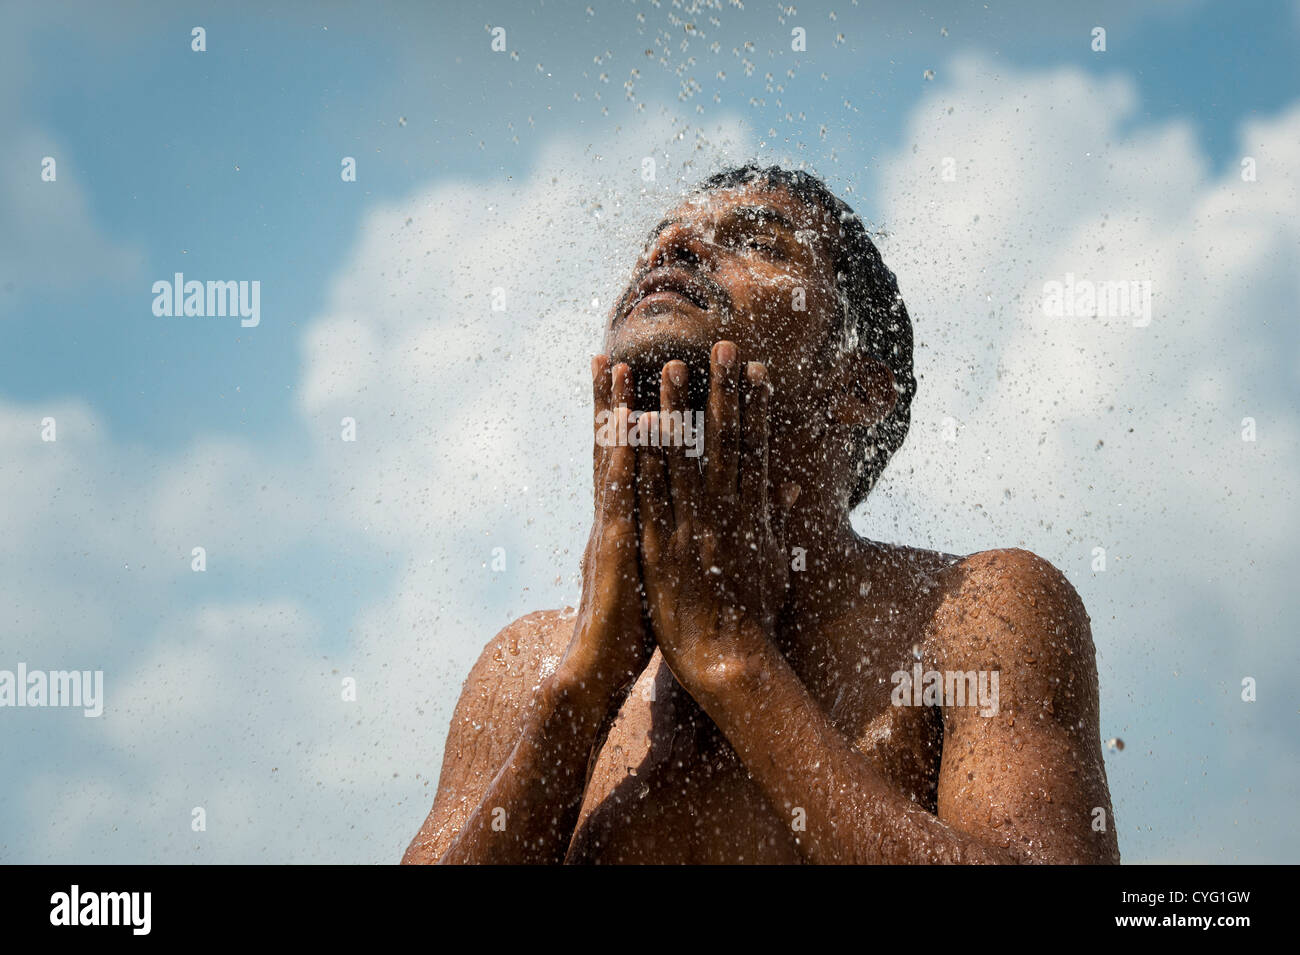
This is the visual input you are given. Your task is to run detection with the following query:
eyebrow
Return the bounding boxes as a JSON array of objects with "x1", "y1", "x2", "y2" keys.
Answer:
[{"x1": 722, "y1": 205, "x2": 799, "y2": 233}]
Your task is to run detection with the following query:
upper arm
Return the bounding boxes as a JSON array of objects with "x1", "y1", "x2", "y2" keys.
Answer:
[
  {"x1": 930, "y1": 549, "x2": 1120, "y2": 864},
  {"x1": 401, "y1": 610, "x2": 569, "y2": 864}
]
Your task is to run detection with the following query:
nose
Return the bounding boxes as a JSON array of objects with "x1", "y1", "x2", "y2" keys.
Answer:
[{"x1": 646, "y1": 220, "x2": 713, "y2": 273}]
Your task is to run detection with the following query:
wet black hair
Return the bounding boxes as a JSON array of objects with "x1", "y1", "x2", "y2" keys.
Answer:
[{"x1": 692, "y1": 164, "x2": 916, "y2": 508}]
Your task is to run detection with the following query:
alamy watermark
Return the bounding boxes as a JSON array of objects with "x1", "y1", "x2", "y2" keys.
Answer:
[
  {"x1": 891, "y1": 663, "x2": 1000, "y2": 717},
  {"x1": 1042, "y1": 272, "x2": 1152, "y2": 327},
  {"x1": 50, "y1": 885, "x2": 150, "y2": 935},
  {"x1": 0, "y1": 664, "x2": 103, "y2": 717},
  {"x1": 596, "y1": 407, "x2": 704, "y2": 458},
  {"x1": 152, "y1": 273, "x2": 261, "y2": 327}
]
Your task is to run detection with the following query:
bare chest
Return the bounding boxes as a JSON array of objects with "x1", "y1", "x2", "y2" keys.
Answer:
[{"x1": 564, "y1": 642, "x2": 942, "y2": 864}]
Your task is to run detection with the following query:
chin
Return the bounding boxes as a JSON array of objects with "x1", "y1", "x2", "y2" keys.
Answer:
[{"x1": 608, "y1": 315, "x2": 716, "y2": 410}]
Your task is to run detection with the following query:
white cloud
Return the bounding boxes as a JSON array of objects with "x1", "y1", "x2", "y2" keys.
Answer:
[{"x1": 869, "y1": 55, "x2": 1299, "y2": 568}]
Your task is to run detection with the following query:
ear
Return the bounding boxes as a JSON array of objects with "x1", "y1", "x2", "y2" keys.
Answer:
[{"x1": 826, "y1": 352, "x2": 897, "y2": 428}]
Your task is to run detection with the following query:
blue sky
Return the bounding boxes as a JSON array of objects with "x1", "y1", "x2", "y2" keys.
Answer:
[{"x1": 2, "y1": 0, "x2": 1298, "y2": 863}]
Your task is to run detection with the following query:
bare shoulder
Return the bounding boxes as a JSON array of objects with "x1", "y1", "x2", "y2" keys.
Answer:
[
  {"x1": 931, "y1": 547, "x2": 1091, "y2": 642},
  {"x1": 401, "y1": 608, "x2": 574, "y2": 863},
  {"x1": 463, "y1": 608, "x2": 576, "y2": 693},
  {"x1": 926, "y1": 547, "x2": 1099, "y2": 718},
  {"x1": 845, "y1": 539, "x2": 1092, "y2": 667},
  {"x1": 441, "y1": 606, "x2": 575, "y2": 754}
]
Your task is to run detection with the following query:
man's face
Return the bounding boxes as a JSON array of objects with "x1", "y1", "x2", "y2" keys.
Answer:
[{"x1": 606, "y1": 182, "x2": 845, "y2": 410}]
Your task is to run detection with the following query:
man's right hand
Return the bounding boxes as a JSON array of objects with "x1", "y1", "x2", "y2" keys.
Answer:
[
  {"x1": 407, "y1": 357, "x2": 655, "y2": 864},
  {"x1": 553, "y1": 356, "x2": 655, "y2": 704}
]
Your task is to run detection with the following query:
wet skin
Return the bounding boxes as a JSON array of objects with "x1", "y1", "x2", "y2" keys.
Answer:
[{"x1": 403, "y1": 184, "x2": 1120, "y2": 864}]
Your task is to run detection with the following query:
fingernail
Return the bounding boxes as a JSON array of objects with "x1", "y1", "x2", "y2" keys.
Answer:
[
  {"x1": 591, "y1": 355, "x2": 602, "y2": 377},
  {"x1": 717, "y1": 341, "x2": 736, "y2": 368},
  {"x1": 745, "y1": 361, "x2": 767, "y2": 384},
  {"x1": 668, "y1": 361, "x2": 687, "y2": 387}
]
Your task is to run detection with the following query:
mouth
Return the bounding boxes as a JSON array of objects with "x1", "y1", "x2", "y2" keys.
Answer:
[{"x1": 621, "y1": 268, "x2": 711, "y2": 322}]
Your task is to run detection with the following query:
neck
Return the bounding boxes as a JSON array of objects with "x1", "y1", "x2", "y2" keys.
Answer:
[{"x1": 771, "y1": 478, "x2": 879, "y2": 662}]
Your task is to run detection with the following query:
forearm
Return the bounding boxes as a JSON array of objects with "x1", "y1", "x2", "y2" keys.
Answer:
[
  {"x1": 437, "y1": 655, "x2": 622, "y2": 865},
  {"x1": 697, "y1": 634, "x2": 1016, "y2": 865}
]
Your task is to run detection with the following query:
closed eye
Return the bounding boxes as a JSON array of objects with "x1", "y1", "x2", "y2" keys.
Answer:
[{"x1": 734, "y1": 233, "x2": 783, "y2": 257}]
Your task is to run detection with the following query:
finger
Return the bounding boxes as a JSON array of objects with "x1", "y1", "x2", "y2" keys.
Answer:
[
  {"x1": 660, "y1": 359, "x2": 701, "y2": 533},
  {"x1": 740, "y1": 361, "x2": 772, "y2": 548},
  {"x1": 636, "y1": 413, "x2": 672, "y2": 569},
  {"x1": 704, "y1": 340, "x2": 741, "y2": 507},
  {"x1": 607, "y1": 361, "x2": 636, "y2": 519},
  {"x1": 774, "y1": 481, "x2": 802, "y2": 544},
  {"x1": 592, "y1": 354, "x2": 612, "y2": 506}
]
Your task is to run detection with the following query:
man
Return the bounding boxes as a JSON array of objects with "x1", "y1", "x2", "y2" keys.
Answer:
[{"x1": 403, "y1": 165, "x2": 1120, "y2": 864}]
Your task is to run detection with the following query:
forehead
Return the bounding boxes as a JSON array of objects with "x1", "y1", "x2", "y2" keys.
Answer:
[{"x1": 664, "y1": 181, "x2": 833, "y2": 231}]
